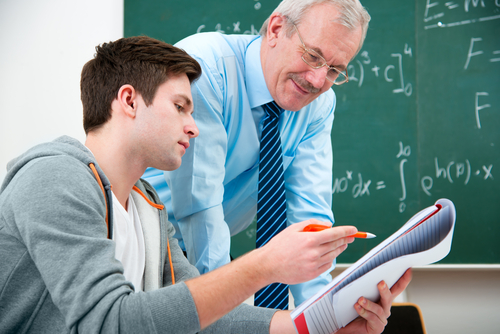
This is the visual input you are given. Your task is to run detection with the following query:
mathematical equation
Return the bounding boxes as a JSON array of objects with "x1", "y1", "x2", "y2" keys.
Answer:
[
  {"x1": 348, "y1": 44, "x2": 414, "y2": 96},
  {"x1": 332, "y1": 141, "x2": 495, "y2": 213},
  {"x1": 196, "y1": 22, "x2": 260, "y2": 35},
  {"x1": 464, "y1": 36, "x2": 500, "y2": 68},
  {"x1": 348, "y1": 36, "x2": 498, "y2": 128},
  {"x1": 196, "y1": 0, "x2": 262, "y2": 35},
  {"x1": 423, "y1": 0, "x2": 500, "y2": 29},
  {"x1": 421, "y1": 157, "x2": 494, "y2": 195},
  {"x1": 463, "y1": 35, "x2": 499, "y2": 129}
]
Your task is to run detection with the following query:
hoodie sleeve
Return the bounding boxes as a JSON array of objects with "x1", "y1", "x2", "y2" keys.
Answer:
[
  {"x1": 1, "y1": 155, "x2": 201, "y2": 333},
  {"x1": 2, "y1": 150, "x2": 276, "y2": 334}
]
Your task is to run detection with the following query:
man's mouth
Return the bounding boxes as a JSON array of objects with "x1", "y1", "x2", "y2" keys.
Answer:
[{"x1": 289, "y1": 73, "x2": 320, "y2": 94}]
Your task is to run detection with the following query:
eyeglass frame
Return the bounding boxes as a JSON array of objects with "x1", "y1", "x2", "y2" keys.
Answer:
[{"x1": 291, "y1": 22, "x2": 349, "y2": 85}]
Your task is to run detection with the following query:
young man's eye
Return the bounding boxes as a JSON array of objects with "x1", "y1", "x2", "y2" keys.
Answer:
[{"x1": 175, "y1": 104, "x2": 183, "y2": 111}]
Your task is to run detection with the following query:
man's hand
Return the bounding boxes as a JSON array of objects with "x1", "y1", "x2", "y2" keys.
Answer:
[
  {"x1": 269, "y1": 269, "x2": 412, "y2": 334},
  {"x1": 338, "y1": 269, "x2": 413, "y2": 334},
  {"x1": 185, "y1": 219, "x2": 355, "y2": 330},
  {"x1": 257, "y1": 220, "x2": 357, "y2": 285}
]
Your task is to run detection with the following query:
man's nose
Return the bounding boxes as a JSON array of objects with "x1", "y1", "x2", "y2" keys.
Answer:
[
  {"x1": 306, "y1": 66, "x2": 329, "y2": 89},
  {"x1": 186, "y1": 117, "x2": 199, "y2": 138}
]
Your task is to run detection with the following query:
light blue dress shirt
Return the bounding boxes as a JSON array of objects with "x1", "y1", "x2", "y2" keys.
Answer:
[{"x1": 143, "y1": 32, "x2": 336, "y2": 306}]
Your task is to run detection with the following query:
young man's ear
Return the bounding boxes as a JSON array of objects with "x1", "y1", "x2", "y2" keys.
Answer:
[{"x1": 116, "y1": 84, "x2": 138, "y2": 118}]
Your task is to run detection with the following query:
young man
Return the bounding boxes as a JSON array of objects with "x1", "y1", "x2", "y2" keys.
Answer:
[
  {"x1": 143, "y1": 0, "x2": 375, "y2": 306},
  {"x1": 0, "y1": 36, "x2": 410, "y2": 333}
]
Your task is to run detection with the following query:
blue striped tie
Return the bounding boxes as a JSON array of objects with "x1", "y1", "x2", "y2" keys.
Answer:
[{"x1": 254, "y1": 101, "x2": 289, "y2": 310}]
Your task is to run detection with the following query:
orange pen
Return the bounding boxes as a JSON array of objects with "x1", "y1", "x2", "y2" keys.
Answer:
[{"x1": 303, "y1": 224, "x2": 376, "y2": 239}]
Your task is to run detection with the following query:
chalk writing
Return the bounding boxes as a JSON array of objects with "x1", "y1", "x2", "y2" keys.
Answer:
[
  {"x1": 404, "y1": 43, "x2": 413, "y2": 57},
  {"x1": 481, "y1": 164, "x2": 494, "y2": 179},
  {"x1": 424, "y1": 0, "x2": 500, "y2": 29},
  {"x1": 396, "y1": 141, "x2": 412, "y2": 158},
  {"x1": 397, "y1": 141, "x2": 411, "y2": 212},
  {"x1": 465, "y1": 37, "x2": 484, "y2": 68},
  {"x1": 475, "y1": 92, "x2": 492, "y2": 129},
  {"x1": 348, "y1": 52, "x2": 367, "y2": 87},
  {"x1": 332, "y1": 171, "x2": 381, "y2": 199},
  {"x1": 333, "y1": 140, "x2": 495, "y2": 212},
  {"x1": 464, "y1": 36, "x2": 500, "y2": 68},
  {"x1": 195, "y1": 0, "x2": 263, "y2": 35},
  {"x1": 332, "y1": 142, "x2": 413, "y2": 211},
  {"x1": 353, "y1": 174, "x2": 372, "y2": 198},
  {"x1": 348, "y1": 45, "x2": 413, "y2": 96},
  {"x1": 460, "y1": 37, "x2": 498, "y2": 129},
  {"x1": 421, "y1": 158, "x2": 494, "y2": 195},
  {"x1": 245, "y1": 227, "x2": 256, "y2": 239},
  {"x1": 492, "y1": 50, "x2": 500, "y2": 62},
  {"x1": 196, "y1": 22, "x2": 259, "y2": 35},
  {"x1": 233, "y1": 22, "x2": 241, "y2": 33},
  {"x1": 389, "y1": 53, "x2": 413, "y2": 96}
]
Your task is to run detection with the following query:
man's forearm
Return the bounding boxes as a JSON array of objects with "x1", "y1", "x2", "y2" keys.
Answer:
[
  {"x1": 185, "y1": 247, "x2": 271, "y2": 330},
  {"x1": 184, "y1": 221, "x2": 357, "y2": 330},
  {"x1": 269, "y1": 311, "x2": 296, "y2": 333}
]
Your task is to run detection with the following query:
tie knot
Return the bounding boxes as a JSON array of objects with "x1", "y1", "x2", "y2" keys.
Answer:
[{"x1": 263, "y1": 101, "x2": 284, "y2": 119}]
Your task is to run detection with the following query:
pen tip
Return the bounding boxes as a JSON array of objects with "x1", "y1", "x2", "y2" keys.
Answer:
[{"x1": 367, "y1": 233, "x2": 376, "y2": 239}]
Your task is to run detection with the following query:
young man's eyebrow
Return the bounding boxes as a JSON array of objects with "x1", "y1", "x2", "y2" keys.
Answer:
[{"x1": 178, "y1": 94, "x2": 193, "y2": 107}]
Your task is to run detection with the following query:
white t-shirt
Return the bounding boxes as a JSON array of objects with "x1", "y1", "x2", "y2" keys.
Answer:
[{"x1": 112, "y1": 192, "x2": 145, "y2": 292}]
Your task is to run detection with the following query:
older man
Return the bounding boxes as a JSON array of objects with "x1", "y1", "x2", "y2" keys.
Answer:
[{"x1": 144, "y1": 0, "x2": 375, "y2": 307}]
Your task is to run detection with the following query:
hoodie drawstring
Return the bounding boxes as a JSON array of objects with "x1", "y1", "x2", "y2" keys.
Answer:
[
  {"x1": 132, "y1": 186, "x2": 175, "y2": 285},
  {"x1": 88, "y1": 163, "x2": 175, "y2": 285},
  {"x1": 89, "y1": 163, "x2": 110, "y2": 239}
]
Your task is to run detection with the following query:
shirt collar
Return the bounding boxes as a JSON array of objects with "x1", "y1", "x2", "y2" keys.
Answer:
[{"x1": 245, "y1": 36, "x2": 273, "y2": 109}]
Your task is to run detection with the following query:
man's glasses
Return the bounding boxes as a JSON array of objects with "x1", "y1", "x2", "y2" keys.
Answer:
[{"x1": 293, "y1": 23, "x2": 349, "y2": 85}]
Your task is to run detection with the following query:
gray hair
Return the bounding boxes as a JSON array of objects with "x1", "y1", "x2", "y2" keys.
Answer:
[{"x1": 259, "y1": 0, "x2": 371, "y2": 55}]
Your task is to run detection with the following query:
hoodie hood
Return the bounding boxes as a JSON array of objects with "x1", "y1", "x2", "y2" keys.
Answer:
[{"x1": 1, "y1": 136, "x2": 110, "y2": 194}]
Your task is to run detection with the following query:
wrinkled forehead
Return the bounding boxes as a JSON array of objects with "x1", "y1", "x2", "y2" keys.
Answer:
[{"x1": 296, "y1": 12, "x2": 362, "y2": 68}]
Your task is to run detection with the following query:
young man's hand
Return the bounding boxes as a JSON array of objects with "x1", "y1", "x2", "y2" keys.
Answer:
[
  {"x1": 269, "y1": 269, "x2": 413, "y2": 334},
  {"x1": 339, "y1": 269, "x2": 412, "y2": 334},
  {"x1": 257, "y1": 220, "x2": 357, "y2": 285}
]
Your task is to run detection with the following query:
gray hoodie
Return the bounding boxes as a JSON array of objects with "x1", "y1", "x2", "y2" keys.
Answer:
[{"x1": 0, "y1": 136, "x2": 275, "y2": 333}]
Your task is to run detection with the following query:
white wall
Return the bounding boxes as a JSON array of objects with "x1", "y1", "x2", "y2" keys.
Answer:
[
  {"x1": 331, "y1": 265, "x2": 500, "y2": 334},
  {"x1": 406, "y1": 267, "x2": 500, "y2": 334},
  {"x1": 0, "y1": 0, "x2": 123, "y2": 181}
]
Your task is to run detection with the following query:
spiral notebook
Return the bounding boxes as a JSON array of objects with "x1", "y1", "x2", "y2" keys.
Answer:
[{"x1": 291, "y1": 198, "x2": 456, "y2": 334}]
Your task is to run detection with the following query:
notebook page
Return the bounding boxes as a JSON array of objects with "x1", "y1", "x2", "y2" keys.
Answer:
[
  {"x1": 292, "y1": 204, "x2": 438, "y2": 317},
  {"x1": 303, "y1": 296, "x2": 337, "y2": 334},
  {"x1": 332, "y1": 204, "x2": 454, "y2": 328},
  {"x1": 331, "y1": 205, "x2": 443, "y2": 294},
  {"x1": 295, "y1": 203, "x2": 454, "y2": 334},
  {"x1": 331, "y1": 206, "x2": 451, "y2": 298}
]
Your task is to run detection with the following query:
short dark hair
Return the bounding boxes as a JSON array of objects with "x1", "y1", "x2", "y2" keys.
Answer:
[{"x1": 81, "y1": 36, "x2": 202, "y2": 134}]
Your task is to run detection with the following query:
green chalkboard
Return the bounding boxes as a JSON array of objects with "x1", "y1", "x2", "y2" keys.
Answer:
[
  {"x1": 329, "y1": 1, "x2": 500, "y2": 265},
  {"x1": 125, "y1": 0, "x2": 500, "y2": 264}
]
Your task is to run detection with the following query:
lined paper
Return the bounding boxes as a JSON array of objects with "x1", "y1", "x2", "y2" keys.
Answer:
[{"x1": 292, "y1": 199, "x2": 456, "y2": 334}]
